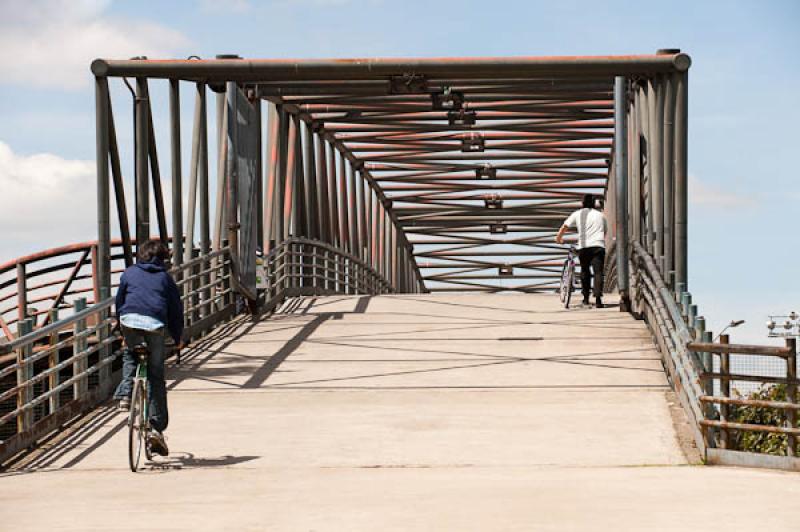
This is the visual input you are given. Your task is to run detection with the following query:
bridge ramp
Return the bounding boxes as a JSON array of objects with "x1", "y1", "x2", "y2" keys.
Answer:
[{"x1": 3, "y1": 294, "x2": 800, "y2": 530}]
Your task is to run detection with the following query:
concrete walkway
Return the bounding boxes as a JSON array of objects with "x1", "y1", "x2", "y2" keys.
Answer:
[{"x1": 3, "y1": 294, "x2": 800, "y2": 531}]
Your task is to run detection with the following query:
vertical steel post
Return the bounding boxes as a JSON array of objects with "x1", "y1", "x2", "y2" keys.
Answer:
[
  {"x1": 283, "y1": 115, "x2": 298, "y2": 241},
  {"x1": 255, "y1": 99, "x2": 264, "y2": 250},
  {"x1": 337, "y1": 151, "x2": 350, "y2": 256},
  {"x1": 107, "y1": 99, "x2": 134, "y2": 267},
  {"x1": 641, "y1": 82, "x2": 653, "y2": 254},
  {"x1": 184, "y1": 84, "x2": 203, "y2": 265},
  {"x1": 719, "y1": 333, "x2": 730, "y2": 449},
  {"x1": 787, "y1": 337, "x2": 797, "y2": 457},
  {"x1": 347, "y1": 162, "x2": 358, "y2": 258},
  {"x1": 282, "y1": 114, "x2": 297, "y2": 289},
  {"x1": 169, "y1": 79, "x2": 183, "y2": 272},
  {"x1": 47, "y1": 308, "x2": 60, "y2": 414},
  {"x1": 16, "y1": 263, "x2": 27, "y2": 325},
  {"x1": 315, "y1": 132, "x2": 330, "y2": 244},
  {"x1": 357, "y1": 170, "x2": 366, "y2": 260},
  {"x1": 199, "y1": 85, "x2": 211, "y2": 315},
  {"x1": 662, "y1": 74, "x2": 676, "y2": 287},
  {"x1": 213, "y1": 90, "x2": 229, "y2": 252},
  {"x1": 613, "y1": 77, "x2": 630, "y2": 310},
  {"x1": 16, "y1": 318, "x2": 33, "y2": 432},
  {"x1": 143, "y1": 83, "x2": 169, "y2": 244},
  {"x1": 630, "y1": 86, "x2": 641, "y2": 246},
  {"x1": 73, "y1": 298, "x2": 88, "y2": 400},
  {"x1": 225, "y1": 82, "x2": 240, "y2": 286},
  {"x1": 652, "y1": 76, "x2": 665, "y2": 268},
  {"x1": 95, "y1": 76, "x2": 111, "y2": 303},
  {"x1": 674, "y1": 71, "x2": 689, "y2": 290},
  {"x1": 701, "y1": 328, "x2": 714, "y2": 446},
  {"x1": 263, "y1": 103, "x2": 279, "y2": 254},
  {"x1": 135, "y1": 78, "x2": 150, "y2": 249}
]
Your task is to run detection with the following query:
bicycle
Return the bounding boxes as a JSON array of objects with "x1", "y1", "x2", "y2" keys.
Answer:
[
  {"x1": 559, "y1": 246, "x2": 578, "y2": 309},
  {"x1": 128, "y1": 342, "x2": 153, "y2": 472}
]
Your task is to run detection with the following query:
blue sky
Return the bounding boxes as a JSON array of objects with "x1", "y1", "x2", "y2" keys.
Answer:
[{"x1": 0, "y1": 0, "x2": 798, "y2": 343}]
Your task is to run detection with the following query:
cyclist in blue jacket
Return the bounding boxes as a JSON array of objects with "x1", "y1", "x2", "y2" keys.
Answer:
[{"x1": 113, "y1": 239, "x2": 184, "y2": 456}]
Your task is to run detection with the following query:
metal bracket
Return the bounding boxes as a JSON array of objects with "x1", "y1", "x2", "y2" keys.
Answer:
[
  {"x1": 499, "y1": 264, "x2": 513, "y2": 276},
  {"x1": 461, "y1": 133, "x2": 484, "y2": 152},
  {"x1": 489, "y1": 223, "x2": 507, "y2": 234},
  {"x1": 476, "y1": 164, "x2": 496, "y2": 179},
  {"x1": 389, "y1": 74, "x2": 429, "y2": 94},
  {"x1": 448, "y1": 109, "x2": 476, "y2": 126},
  {"x1": 431, "y1": 88, "x2": 464, "y2": 111},
  {"x1": 484, "y1": 195, "x2": 503, "y2": 209}
]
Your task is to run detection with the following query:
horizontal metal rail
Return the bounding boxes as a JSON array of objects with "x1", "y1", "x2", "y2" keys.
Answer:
[{"x1": 91, "y1": 54, "x2": 692, "y2": 80}]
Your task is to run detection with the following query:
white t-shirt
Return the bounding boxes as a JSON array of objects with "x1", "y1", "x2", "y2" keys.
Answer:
[{"x1": 563, "y1": 208, "x2": 607, "y2": 250}]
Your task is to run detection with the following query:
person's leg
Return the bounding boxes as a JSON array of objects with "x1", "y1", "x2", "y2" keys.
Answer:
[
  {"x1": 144, "y1": 330, "x2": 169, "y2": 433},
  {"x1": 577, "y1": 249, "x2": 592, "y2": 303},
  {"x1": 113, "y1": 327, "x2": 142, "y2": 400},
  {"x1": 591, "y1": 248, "x2": 606, "y2": 301}
]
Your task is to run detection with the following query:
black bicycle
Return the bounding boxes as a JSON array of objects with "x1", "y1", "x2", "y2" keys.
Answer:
[{"x1": 559, "y1": 246, "x2": 578, "y2": 309}]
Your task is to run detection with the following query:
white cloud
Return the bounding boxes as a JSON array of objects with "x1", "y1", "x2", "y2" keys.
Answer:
[
  {"x1": 0, "y1": 0, "x2": 190, "y2": 90},
  {"x1": 689, "y1": 174, "x2": 754, "y2": 208},
  {"x1": 0, "y1": 140, "x2": 97, "y2": 261}
]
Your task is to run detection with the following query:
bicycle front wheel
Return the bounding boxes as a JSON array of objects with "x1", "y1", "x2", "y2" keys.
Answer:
[
  {"x1": 128, "y1": 380, "x2": 146, "y2": 472},
  {"x1": 560, "y1": 260, "x2": 574, "y2": 309}
]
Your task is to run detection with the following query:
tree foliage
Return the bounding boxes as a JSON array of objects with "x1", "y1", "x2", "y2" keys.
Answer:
[{"x1": 729, "y1": 384, "x2": 795, "y2": 455}]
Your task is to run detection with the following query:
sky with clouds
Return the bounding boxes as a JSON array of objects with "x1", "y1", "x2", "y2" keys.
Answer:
[{"x1": 0, "y1": 0, "x2": 798, "y2": 343}]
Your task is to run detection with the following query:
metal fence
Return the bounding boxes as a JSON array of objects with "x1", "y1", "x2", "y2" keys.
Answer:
[
  {"x1": 631, "y1": 241, "x2": 800, "y2": 469},
  {"x1": 0, "y1": 235, "x2": 394, "y2": 465}
]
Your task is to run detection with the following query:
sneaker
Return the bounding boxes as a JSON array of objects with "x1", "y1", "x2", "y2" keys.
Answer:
[
  {"x1": 148, "y1": 430, "x2": 169, "y2": 456},
  {"x1": 595, "y1": 298, "x2": 603, "y2": 309},
  {"x1": 117, "y1": 398, "x2": 130, "y2": 412}
]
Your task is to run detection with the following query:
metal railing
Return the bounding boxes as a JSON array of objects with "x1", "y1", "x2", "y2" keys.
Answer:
[
  {"x1": 0, "y1": 235, "x2": 396, "y2": 465},
  {"x1": 261, "y1": 238, "x2": 392, "y2": 311},
  {"x1": 0, "y1": 239, "x2": 129, "y2": 342},
  {"x1": 0, "y1": 247, "x2": 234, "y2": 464},
  {"x1": 631, "y1": 241, "x2": 800, "y2": 469}
]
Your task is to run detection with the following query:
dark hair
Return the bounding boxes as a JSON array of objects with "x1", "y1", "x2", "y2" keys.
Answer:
[
  {"x1": 137, "y1": 239, "x2": 170, "y2": 263},
  {"x1": 582, "y1": 194, "x2": 595, "y2": 209}
]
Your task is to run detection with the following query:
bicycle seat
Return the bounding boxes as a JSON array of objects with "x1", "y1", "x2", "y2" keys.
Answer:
[{"x1": 131, "y1": 342, "x2": 149, "y2": 362}]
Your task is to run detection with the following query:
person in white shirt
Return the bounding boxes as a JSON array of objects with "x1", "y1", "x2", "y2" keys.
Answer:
[{"x1": 555, "y1": 194, "x2": 608, "y2": 308}]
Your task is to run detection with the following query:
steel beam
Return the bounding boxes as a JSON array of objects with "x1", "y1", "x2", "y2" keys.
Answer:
[
  {"x1": 134, "y1": 78, "x2": 150, "y2": 249},
  {"x1": 674, "y1": 71, "x2": 689, "y2": 290},
  {"x1": 613, "y1": 76, "x2": 629, "y2": 309},
  {"x1": 92, "y1": 54, "x2": 692, "y2": 80},
  {"x1": 94, "y1": 77, "x2": 111, "y2": 299},
  {"x1": 169, "y1": 79, "x2": 183, "y2": 271}
]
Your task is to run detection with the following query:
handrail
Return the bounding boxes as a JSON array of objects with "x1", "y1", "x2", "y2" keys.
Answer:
[
  {"x1": 631, "y1": 239, "x2": 800, "y2": 466},
  {"x1": 0, "y1": 298, "x2": 114, "y2": 355},
  {"x1": 687, "y1": 342, "x2": 793, "y2": 358}
]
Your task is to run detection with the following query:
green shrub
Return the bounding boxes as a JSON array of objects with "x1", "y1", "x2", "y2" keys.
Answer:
[{"x1": 729, "y1": 384, "x2": 794, "y2": 455}]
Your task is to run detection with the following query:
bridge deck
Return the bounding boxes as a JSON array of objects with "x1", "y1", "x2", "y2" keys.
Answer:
[{"x1": 3, "y1": 294, "x2": 799, "y2": 530}]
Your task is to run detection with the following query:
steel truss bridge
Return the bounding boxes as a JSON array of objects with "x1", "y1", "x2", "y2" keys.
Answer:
[{"x1": 1, "y1": 51, "x2": 799, "y2": 493}]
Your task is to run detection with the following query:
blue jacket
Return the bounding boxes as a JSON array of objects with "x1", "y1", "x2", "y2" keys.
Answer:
[{"x1": 115, "y1": 259, "x2": 184, "y2": 344}]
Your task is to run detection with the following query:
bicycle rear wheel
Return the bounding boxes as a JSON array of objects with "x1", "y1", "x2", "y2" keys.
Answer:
[{"x1": 128, "y1": 379, "x2": 146, "y2": 472}]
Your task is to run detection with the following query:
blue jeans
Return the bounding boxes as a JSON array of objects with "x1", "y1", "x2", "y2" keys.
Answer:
[{"x1": 113, "y1": 326, "x2": 169, "y2": 432}]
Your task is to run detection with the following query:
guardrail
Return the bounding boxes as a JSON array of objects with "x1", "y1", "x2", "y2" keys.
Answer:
[
  {"x1": 0, "y1": 246, "x2": 234, "y2": 464},
  {"x1": 261, "y1": 238, "x2": 392, "y2": 312},
  {"x1": 0, "y1": 239, "x2": 129, "y2": 342},
  {"x1": 0, "y1": 237, "x2": 394, "y2": 465},
  {"x1": 631, "y1": 240, "x2": 800, "y2": 470}
]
